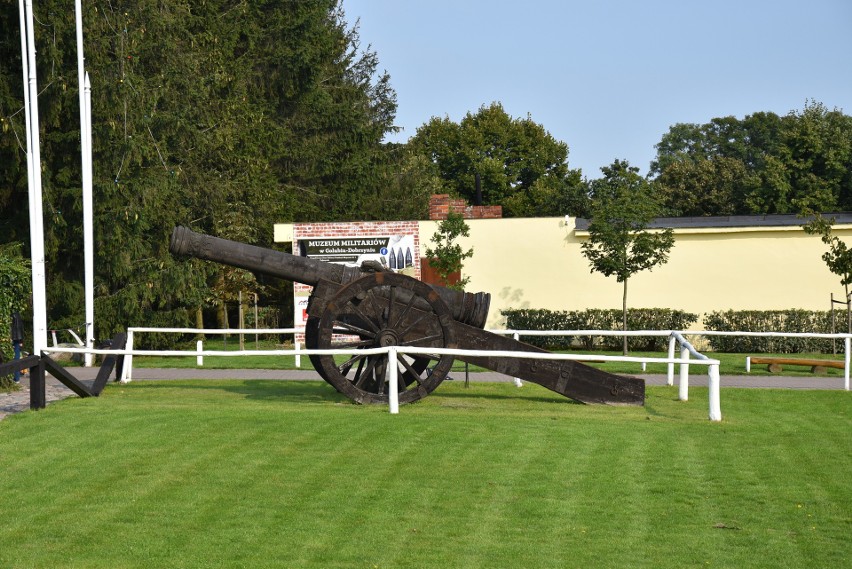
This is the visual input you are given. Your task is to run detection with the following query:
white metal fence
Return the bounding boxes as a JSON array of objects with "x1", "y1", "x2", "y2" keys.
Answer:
[
  {"x1": 489, "y1": 329, "x2": 851, "y2": 390},
  {"x1": 46, "y1": 327, "x2": 724, "y2": 420},
  {"x1": 120, "y1": 327, "x2": 305, "y2": 382},
  {"x1": 43, "y1": 327, "x2": 852, "y2": 422}
]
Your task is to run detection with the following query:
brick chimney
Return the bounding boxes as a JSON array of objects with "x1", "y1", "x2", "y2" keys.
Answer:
[{"x1": 429, "y1": 194, "x2": 502, "y2": 220}]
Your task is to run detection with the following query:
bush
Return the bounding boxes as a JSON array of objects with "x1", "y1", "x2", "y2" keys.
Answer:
[
  {"x1": 498, "y1": 309, "x2": 576, "y2": 350},
  {"x1": 500, "y1": 308, "x2": 698, "y2": 351},
  {"x1": 703, "y1": 310, "x2": 835, "y2": 353}
]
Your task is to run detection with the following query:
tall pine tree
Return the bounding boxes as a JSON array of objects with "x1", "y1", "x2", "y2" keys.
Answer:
[{"x1": 0, "y1": 0, "x2": 404, "y2": 343}]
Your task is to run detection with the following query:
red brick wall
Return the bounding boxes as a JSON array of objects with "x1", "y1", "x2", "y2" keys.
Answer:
[{"x1": 429, "y1": 194, "x2": 502, "y2": 220}]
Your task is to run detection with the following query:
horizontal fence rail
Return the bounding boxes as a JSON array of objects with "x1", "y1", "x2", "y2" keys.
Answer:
[
  {"x1": 486, "y1": 329, "x2": 851, "y2": 392},
  {"x1": 42, "y1": 327, "x2": 852, "y2": 422},
  {"x1": 43, "y1": 339, "x2": 722, "y2": 421}
]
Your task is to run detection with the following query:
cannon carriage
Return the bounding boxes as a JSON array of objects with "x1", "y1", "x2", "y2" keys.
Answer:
[{"x1": 170, "y1": 226, "x2": 644, "y2": 406}]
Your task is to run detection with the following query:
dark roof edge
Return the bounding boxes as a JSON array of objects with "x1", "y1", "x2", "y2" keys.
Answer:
[{"x1": 573, "y1": 212, "x2": 852, "y2": 231}]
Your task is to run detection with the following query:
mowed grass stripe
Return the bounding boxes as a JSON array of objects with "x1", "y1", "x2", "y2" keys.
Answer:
[{"x1": 0, "y1": 380, "x2": 849, "y2": 568}]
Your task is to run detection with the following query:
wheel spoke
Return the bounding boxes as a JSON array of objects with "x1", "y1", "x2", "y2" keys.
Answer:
[
  {"x1": 338, "y1": 353, "x2": 367, "y2": 375},
  {"x1": 375, "y1": 358, "x2": 387, "y2": 395},
  {"x1": 350, "y1": 355, "x2": 366, "y2": 379},
  {"x1": 398, "y1": 354, "x2": 425, "y2": 386},
  {"x1": 386, "y1": 285, "x2": 396, "y2": 328},
  {"x1": 354, "y1": 356, "x2": 379, "y2": 389},
  {"x1": 400, "y1": 333, "x2": 445, "y2": 347},
  {"x1": 392, "y1": 293, "x2": 417, "y2": 330},
  {"x1": 348, "y1": 302, "x2": 381, "y2": 334},
  {"x1": 396, "y1": 312, "x2": 431, "y2": 339},
  {"x1": 332, "y1": 320, "x2": 376, "y2": 338},
  {"x1": 364, "y1": 288, "x2": 386, "y2": 328},
  {"x1": 335, "y1": 338, "x2": 375, "y2": 349}
]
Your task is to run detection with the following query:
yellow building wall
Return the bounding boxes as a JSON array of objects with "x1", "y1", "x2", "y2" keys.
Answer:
[{"x1": 418, "y1": 217, "x2": 852, "y2": 329}]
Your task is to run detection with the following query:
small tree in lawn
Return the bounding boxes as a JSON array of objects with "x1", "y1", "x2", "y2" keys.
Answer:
[
  {"x1": 581, "y1": 160, "x2": 675, "y2": 354},
  {"x1": 802, "y1": 212, "x2": 852, "y2": 333},
  {"x1": 425, "y1": 212, "x2": 473, "y2": 291}
]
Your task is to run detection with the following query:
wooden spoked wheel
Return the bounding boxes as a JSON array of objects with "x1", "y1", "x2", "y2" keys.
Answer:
[{"x1": 311, "y1": 272, "x2": 456, "y2": 405}]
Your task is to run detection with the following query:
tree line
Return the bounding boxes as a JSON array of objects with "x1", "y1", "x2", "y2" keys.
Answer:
[
  {"x1": 1, "y1": 0, "x2": 434, "y2": 341},
  {"x1": 1, "y1": 0, "x2": 850, "y2": 343}
]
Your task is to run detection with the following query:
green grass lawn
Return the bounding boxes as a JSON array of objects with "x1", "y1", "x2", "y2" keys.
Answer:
[
  {"x1": 1, "y1": 381, "x2": 849, "y2": 568},
  {"x1": 130, "y1": 344, "x2": 848, "y2": 378}
]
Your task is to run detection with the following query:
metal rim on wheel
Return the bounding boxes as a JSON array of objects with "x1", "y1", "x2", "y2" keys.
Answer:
[{"x1": 313, "y1": 272, "x2": 456, "y2": 405}]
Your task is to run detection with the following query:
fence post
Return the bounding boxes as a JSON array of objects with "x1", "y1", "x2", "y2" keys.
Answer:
[
  {"x1": 30, "y1": 357, "x2": 46, "y2": 410},
  {"x1": 708, "y1": 363, "x2": 722, "y2": 421},
  {"x1": 387, "y1": 347, "x2": 399, "y2": 414},
  {"x1": 666, "y1": 334, "x2": 676, "y2": 385},
  {"x1": 678, "y1": 344, "x2": 690, "y2": 401},
  {"x1": 845, "y1": 336, "x2": 850, "y2": 391},
  {"x1": 512, "y1": 332, "x2": 523, "y2": 387},
  {"x1": 295, "y1": 339, "x2": 301, "y2": 368},
  {"x1": 196, "y1": 340, "x2": 204, "y2": 367},
  {"x1": 121, "y1": 330, "x2": 134, "y2": 383}
]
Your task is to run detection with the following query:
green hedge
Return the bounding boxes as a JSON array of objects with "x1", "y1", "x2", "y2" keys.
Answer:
[
  {"x1": 703, "y1": 310, "x2": 837, "y2": 353},
  {"x1": 500, "y1": 308, "x2": 698, "y2": 351},
  {"x1": 500, "y1": 308, "x2": 843, "y2": 353}
]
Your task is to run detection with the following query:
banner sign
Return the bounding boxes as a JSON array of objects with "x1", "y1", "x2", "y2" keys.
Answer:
[
  {"x1": 294, "y1": 235, "x2": 417, "y2": 328},
  {"x1": 297, "y1": 235, "x2": 416, "y2": 270},
  {"x1": 294, "y1": 291, "x2": 311, "y2": 328}
]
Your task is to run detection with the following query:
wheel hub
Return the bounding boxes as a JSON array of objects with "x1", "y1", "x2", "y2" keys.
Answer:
[{"x1": 378, "y1": 329, "x2": 398, "y2": 347}]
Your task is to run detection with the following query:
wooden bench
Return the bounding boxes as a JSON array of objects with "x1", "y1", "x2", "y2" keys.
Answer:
[{"x1": 748, "y1": 356, "x2": 845, "y2": 374}]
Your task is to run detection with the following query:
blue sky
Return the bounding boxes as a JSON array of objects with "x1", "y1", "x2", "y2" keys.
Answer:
[{"x1": 343, "y1": 0, "x2": 852, "y2": 177}]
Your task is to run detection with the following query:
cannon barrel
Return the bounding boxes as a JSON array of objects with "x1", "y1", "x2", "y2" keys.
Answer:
[{"x1": 169, "y1": 226, "x2": 491, "y2": 328}]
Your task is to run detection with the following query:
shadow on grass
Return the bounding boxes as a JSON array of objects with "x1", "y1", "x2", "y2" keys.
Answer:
[
  {"x1": 431, "y1": 386, "x2": 585, "y2": 405},
  {"x1": 126, "y1": 380, "x2": 351, "y2": 405},
  {"x1": 121, "y1": 379, "x2": 591, "y2": 408}
]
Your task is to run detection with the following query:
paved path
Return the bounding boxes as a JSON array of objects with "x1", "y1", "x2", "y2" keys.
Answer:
[{"x1": 2, "y1": 367, "x2": 848, "y2": 422}]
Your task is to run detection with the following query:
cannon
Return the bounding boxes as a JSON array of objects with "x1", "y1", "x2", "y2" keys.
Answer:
[{"x1": 170, "y1": 226, "x2": 644, "y2": 406}]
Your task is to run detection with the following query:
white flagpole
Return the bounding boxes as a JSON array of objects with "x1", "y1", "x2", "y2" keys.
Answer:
[
  {"x1": 83, "y1": 72, "x2": 94, "y2": 366},
  {"x1": 17, "y1": 1, "x2": 33, "y2": 210},
  {"x1": 22, "y1": 0, "x2": 48, "y2": 356},
  {"x1": 76, "y1": 0, "x2": 95, "y2": 366}
]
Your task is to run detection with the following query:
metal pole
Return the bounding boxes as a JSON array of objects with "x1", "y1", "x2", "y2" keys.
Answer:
[
  {"x1": 83, "y1": 72, "x2": 94, "y2": 366},
  {"x1": 831, "y1": 293, "x2": 836, "y2": 355},
  {"x1": 238, "y1": 290, "x2": 244, "y2": 351},
  {"x1": 708, "y1": 364, "x2": 722, "y2": 421},
  {"x1": 22, "y1": 0, "x2": 48, "y2": 356},
  {"x1": 387, "y1": 347, "x2": 399, "y2": 414},
  {"x1": 667, "y1": 334, "x2": 676, "y2": 385},
  {"x1": 76, "y1": 0, "x2": 94, "y2": 367},
  {"x1": 678, "y1": 344, "x2": 690, "y2": 401},
  {"x1": 121, "y1": 329, "x2": 134, "y2": 382},
  {"x1": 512, "y1": 332, "x2": 523, "y2": 387}
]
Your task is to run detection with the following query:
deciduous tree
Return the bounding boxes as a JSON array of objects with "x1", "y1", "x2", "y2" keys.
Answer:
[
  {"x1": 651, "y1": 102, "x2": 852, "y2": 217},
  {"x1": 803, "y1": 212, "x2": 852, "y2": 332},
  {"x1": 409, "y1": 102, "x2": 586, "y2": 217},
  {"x1": 425, "y1": 213, "x2": 473, "y2": 291},
  {"x1": 581, "y1": 160, "x2": 675, "y2": 354}
]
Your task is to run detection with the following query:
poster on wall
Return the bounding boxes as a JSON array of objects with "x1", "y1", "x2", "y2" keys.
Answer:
[
  {"x1": 294, "y1": 235, "x2": 417, "y2": 328},
  {"x1": 294, "y1": 291, "x2": 311, "y2": 329},
  {"x1": 297, "y1": 236, "x2": 416, "y2": 273}
]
